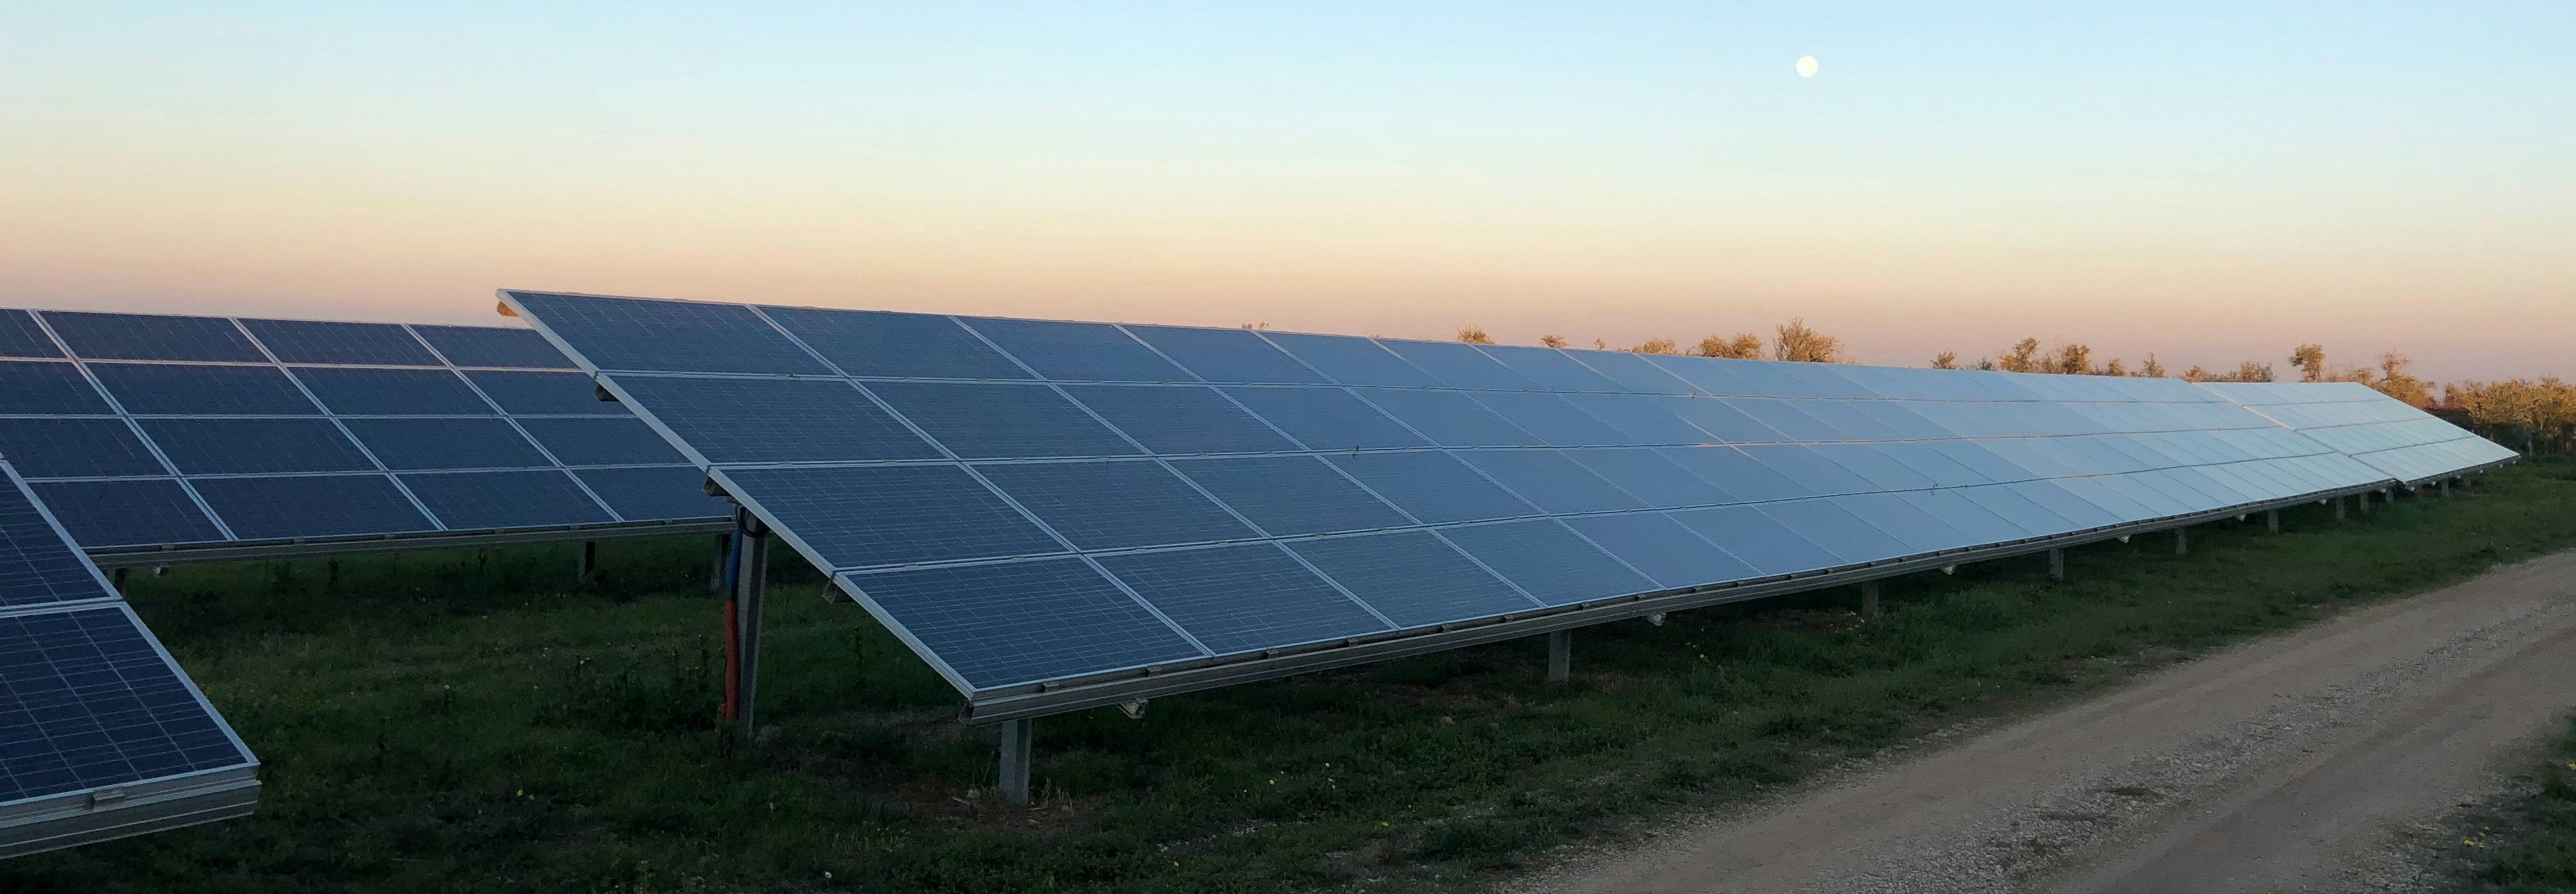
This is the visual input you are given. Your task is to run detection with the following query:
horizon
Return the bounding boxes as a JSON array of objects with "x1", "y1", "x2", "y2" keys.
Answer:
[{"x1": 3, "y1": 3, "x2": 2566, "y2": 382}]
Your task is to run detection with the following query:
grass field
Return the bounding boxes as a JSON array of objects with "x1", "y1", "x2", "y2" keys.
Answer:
[
  {"x1": 8, "y1": 459, "x2": 2576, "y2": 893},
  {"x1": 2474, "y1": 714, "x2": 2576, "y2": 892}
]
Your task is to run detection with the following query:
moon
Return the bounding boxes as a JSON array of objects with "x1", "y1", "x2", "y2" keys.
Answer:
[{"x1": 1797, "y1": 56, "x2": 1819, "y2": 78}]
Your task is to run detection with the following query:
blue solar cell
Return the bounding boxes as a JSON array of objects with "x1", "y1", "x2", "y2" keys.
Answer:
[
  {"x1": 514, "y1": 417, "x2": 691, "y2": 466},
  {"x1": 1758, "y1": 499, "x2": 1914, "y2": 565},
  {"x1": 190, "y1": 475, "x2": 435, "y2": 540},
  {"x1": 140, "y1": 419, "x2": 373, "y2": 475},
  {"x1": 0, "y1": 605, "x2": 250, "y2": 802},
  {"x1": 502, "y1": 292, "x2": 829, "y2": 375},
  {"x1": 240, "y1": 319, "x2": 439, "y2": 366},
  {"x1": 2051, "y1": 476, "x2": 2159, "y2": 523},
  {"x1": 1795, "y1": 400, "x2": 1908, "y2": 441},
  {"x1": 1727, "y1": 399, "x2": 1847, "y2": 441},
  {"x1": 1561, "y1": 512, "x2": 1763, "y2": 589},
  {"x1": 0, "y1": 362, "x2": 108, "y2": 415},
  {"x1": 87, "y1": 364, "x2": 320, "y2": 416},
  {"x1": 843, "y1": 557, "x2": 1205, "y2": 691},
  {"x1": 1560, "y1": 393, "x2": 1715, "y2": 445},
  {"x1": 1773, "y1": 364, "x2": 1880, "y2": 399},
  {"x1": 1999, "y1": 480, "x2": 2122, "y2": 530},
  {"x1": 1096, "y1": 544, "x2": 1390, "y2": 655},
  {"x1": 1871, "y1": 441, "x2": 1988, "y2": 487},
  {"x1": 410, "y1": 325, "x2": 575, "y2": 369},
  {"x1": 0, "y1": 419, "x2": 167, "y2": 478},
  {"x1": 1641, "y1": 354, "x2": 1762, "y2": 396},
  {"x1": 572, "y1": 466, "x2": 731, "y2": 521},
  {"x1": 1323, "y1": 451, "x2": 1540, "y2": 523},
  {"x1": 1806, "y1": 443, "x2": 1939, "y2": 491},
  {"x1": 759, "y1": 305, "x2": 1033, "y2": 380},
  {"x1": 1172, "y1": 455, "x2": 1414, "y2": 535},
  {"x1": 1653, "y1": 446, "x2": 1806, "y2": 503},
  {"x1": 1663, "y1": 506, "x2": 1842, "y2": 577},
  {"x1": 1922, "y1": 440, "x2": 2032, "y2": 484},
  {"x1": 960, "y1": 317, "x2": 1189, "y2": 383},
  {"x1": 865, "y1": 380, "x2": 1140, "y2": 460},
  {"x1": 39, "y1": 312, "x2": 264, "y2": 362},
  {"x1": 29, "y1": 480, "x2": 223, "y2": 549},
  {"x1": 1456, "y1": 450, "x2": 1647, "y2": 514},
  {"x1": 721, "y1": 464, "x2": 1065, "y2": 569},
  {"x1": 464, "y1": 371, "x2": 631, "y2": 416},
  {"x1": 1351, "y1": 388, "x2": 1539, "y2": 447},
  {"x1": 976, "y1": 460, "x2": 1257, "y2": 550},
  {"x1": 1258, "y1": 333, "x2": 1443, "y2": 387},
  {"x1": 1738, "y1": 444, "x2": 1877, "y2": 496},
  {"x1": 291, "y1": 367, "x2": 495, "y2": 416},
  {"x1": 1476, "y1": 345, "x2": 1623, "y2": 391},
  {"x1": 1707, "y1": 360, "x2": 1827, "y2": 398},
  {"x1": 1437, "y1": 520, "x2": 1656, "y2": 606},
  {"x1": 1560, "y1": 350, "x2": 1695, "y2": 394},
  {"x1": 1122, "y1": 325, "x2": 1328, "y2": 385},
  {"x1": 1219, "y1": 386, "x2": 1428, "y2": 450},
  {"x1": 1831, "y1": 492, "x2": 1979, "y2": 553},
  {"x1": 1955, "y1": 484, "x2": 2080, "y2": 537},
  {"x1": 1287, "y1": 531, "x2": 1538, "y2": 627},
  {"x1": 1567, "y1": 448, "x2": 1734, "y2": 509},
  {"x1": 1465, "y1": 391, "x2": 1629, "y2": 446},
  {"x1": 0, "y1": 471, "x2": 110, "y2": 607},
  {"x1": 1374, "y1": 341, "x2": 1543, "y2": 391},
  {"x1": 1063, "y1": 385, "x2": 1300, "y2": 455},
  {"x1": 343, "y1": 418, "x2": 552, "y2": 471},
  {"x1": 609, "y1": 376, "x2": 939, "y2": 464},
  {"x1": 400, "y1": 470, "x2": 613, "y2": 529},
  {"x1": 1651, "y1": 396, "x2": 1786, "y2": 443},
  {"x1": 0, "y1": 310, "x2": 62, "y2": 358}
]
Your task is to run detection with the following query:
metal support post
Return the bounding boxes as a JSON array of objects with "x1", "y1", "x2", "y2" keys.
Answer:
[
  {"x1": 999, "y1": 718, "x2": 1034, "y2": 805},
  {"x1": 732, "y1": 512, "x2": 771, "y2": 743},
  {"x1": 1546, "y1": 630, "x2": 1571, "y2": 683},
  {"x1": 1860, "y1": 580, "x2": 1881, "y2": 618},
  {"x1": 2174, "y1": 526, "x2": 2189, "y2": 557},
  {"x1": 710, "y1": 534, "x2": 731, "y2": 595},
  {"x1": 2265, "y1": 509, "x2": 2279, "y2": 534},
  {"x1": 2047, "y1": 548, "x2": 2065, "y2": 582},
  {"x1": 112, "y1": 567, "x2": 128, "y2": 589},
  {"x1": 2439, "y1": 478, "x2": 2452, "y2": 497},
  {"x1": 2334, "y1": 496, "x2": 2346, "y2": 521},
  {"x1": 577, "y1": 541, "x2": 598, "y2": 584}
]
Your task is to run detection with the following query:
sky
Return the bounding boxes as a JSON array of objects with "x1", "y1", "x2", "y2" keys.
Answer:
[{"x1": 2, "y1": 3, "x2": 2568, "y2": 382}]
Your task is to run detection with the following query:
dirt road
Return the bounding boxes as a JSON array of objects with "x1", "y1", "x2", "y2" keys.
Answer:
[{"x1": 1529, "y1": 548, "x2": 2576, "y2": 894}]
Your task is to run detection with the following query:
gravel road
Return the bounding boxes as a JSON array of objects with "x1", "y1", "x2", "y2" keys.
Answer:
[{"x1": 1522, "y1": 546, "x2": 2576, "y2": 894}]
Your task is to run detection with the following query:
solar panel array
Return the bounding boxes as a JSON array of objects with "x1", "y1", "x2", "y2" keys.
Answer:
[
  {"x1": 0, "y1": 462, "x2": 258, "y2": 857},
  {"x1": 0, "y1": 308, "x2": 733, "y2": 562},
  {"x1": 2199, "y1": 382, "x2": 2517, "y2": 484},
  {"x1": 501, "y1": 289, "x2": 2414, "y2": 708}
]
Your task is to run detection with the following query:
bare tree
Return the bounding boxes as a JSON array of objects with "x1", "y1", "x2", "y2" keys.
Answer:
[
  {"x1": 2139, "y1": 354, "x2": 2167, "y2": 378},
  {"x1": 1931, "y1": 351, "x2": 1959, "y2": 369},
  {"x1": 1772, "y1": 319, "x2": 1842, "y2": 363},
  {"x1": 1538, "y1": 334, "x2": 1568, "y2": 348},
  {"x1": 2102, "y1": 357, "x2": 2128, "y2": 377},
  {"x1": 2289, "y1": 344, "x2": 2326, "y2": 382},
  {"x1": 1629, "y1": 337, "x2": 1681, "y2": 355},
  {"x1": 1456, "y1": 326, "x2": 1495, "y2": 344}
]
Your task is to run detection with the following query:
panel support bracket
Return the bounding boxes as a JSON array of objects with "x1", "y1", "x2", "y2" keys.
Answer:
[
  {"x1": 2265, "y1": 509, "x2": 2280, "y2": 534},
  {"x1": 1546, "y1": 630, "x2": 1571, "y2": 684},
  {"x1": 1860, "y1": 581, "x2": 1881, "y2": 618},
  {"x1": 2047, "y1": 547, "x2": 2065, "y2": 582},
  {"x1": 723, "y1": 510, "x2": 771, "y2": 743},
  {"x1": 1000, "y1": 718, "x2": 1034, "y2": 805},
  {"x1": 2174, "y1": 526, "x2": 2189, "y2": 556}
]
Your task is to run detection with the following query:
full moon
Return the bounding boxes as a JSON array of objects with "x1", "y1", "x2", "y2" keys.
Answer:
[{"x1": 1797, "y1": 56, "x2": 1819, "y2": 78}]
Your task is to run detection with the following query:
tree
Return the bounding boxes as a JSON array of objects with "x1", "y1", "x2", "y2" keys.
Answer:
[
  {"x1": 1697, "y1": 332, "x2": 1763, "y2": 359},
  {"x1": 2233, "y1": 360, "x2": 2275, "y2": 382},
  {"x1": 1629, "y1": 337, "x2": 1680, "y2": 355},
  {"x1": 2373, "y1": 351, "x2": 2430, "y2": 406},
  {"x1": 2102, "y1": 357, "x2": 2128, "y2": 377},
  {"x1": 1772, "y1": 319, "x2": 1842, "y2": 363},
  {"x1": 2139, "y1": 354, "x2": 2166, "y2": 378},
  {"x1": 1538, "y1": 334, "x2": 1568, "y2": 348},
  {"x1": 2054, "y1": 343, "x2": 2095, "y2": 375},
  {"x1": 1592, "y1": 339, "x2": 1609, "y2": 350},
  {"x1": 1931, "y1": 351, "x2": 1958, "y2": 369},
  {"x1": 2289, "y1": 344, "x2": 2326, "y2": 382},
  {"x1": 1997, "y1": 338, "x2": 2043, "y2": 373},
  {"x1": 1456, "y1": 326, "x2": 1494, "y2": 344}
]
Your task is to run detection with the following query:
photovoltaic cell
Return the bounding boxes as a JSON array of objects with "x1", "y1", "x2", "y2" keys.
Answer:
[
  {"x1": 0, "y1": 362, "x2": 110, "y2": 415},
  {"x1": 1665, "y1": 506, "x2": 1842, "y2": 577},
  {"x1": 189, "y1": 475, "x2": 434, "y2": 541},
  {"x1": 1171, "y1": 455, "x2": 1413, "y2": 536},
  {"x1": 514, "y1": 417, "x2": 691, "y2": 466},
  {"x1": 138, "y1": 419, "x2": 373, "y2": 475},
  {"x1": 1561, "y1": 512, "x2": 1763, "y2": 590},
  {"x1": 1655, "y1": 446, "x2": 1811, "y2": 503},
  {"x1": 573, "y1": 466, "x2": 733, "y2": 522},
  {"x1": 464, "y1": 371, "x2": 631, "y2": 416},
  {"x1": 508, "y1": 293, "x2": 827, "y2": 375},
  {"x1": 1478, "y1": 345, "x2": 1624, "y2": 392},
  {"x1": 1375, "y1": 341, "x2": 1543, "y2": 391},
  {"x1": 1095, "y1": 544, "x2": 1390, "y2": 655},
  {"x1": 1062, "y1": 385, "x2": 1300, "y2": 455},
  {"x1": 961, "y1": 317, "x2": 1188, "y2": 383},
  {"x1": 0, "y1": 311, "x2": 63, "y2": 358},
  {"x1": 1258, "y1": 332, "x2": 1441, "y2": 388},
  {"x1": 1323, "y1": 451, "x2": 1539, "y2": 524},
  {"x1": 1436, "y1": 520, "x2": 1656, "y2": 606},
  {"x1": 401, "y1": 470, "x2": 613, "y2": 530},
  {"x1": 843, "y1": 558, "x2": 1205, "y2": 690},
  {"x1": 87, "y1": 364, "x2": 319, "y2": 416},
  {"x1": 1454, "y1": 450, "x2": 1647, "y2": 514},
  {"x1": 0, "y1": 470, "x2": 108, "y2": 607},
  {"x1": 40, "y1": 312, "x2": 265, "y2": 362},
  {"x1": 1466, "y1": 391, "x2": 1629, "y2": 446},
  {"x1": 241, "y1": 319, "x2": 439, "y2": 366},
  {"x1": 342, "y1": 418, "x2": 552, "y2": 471},
  {"x1": 0, "y1": 605, "x2": 250, "y2": 802},
  {"x1": 607, "y1": 375, "x2": 938, "y2": 464},
  {"x1": 25, "y1": 480, "x2": 225, "y2": 549},
  {"x1": 1123, "y1": 325, "x2": 1328, "y2": 385},
  {"x1": 0, "y1": 419, "x2": 169, "y2": 478},
  {"x1": 721, "y1": 464, "x2": 1063, "y2": 569},
  {"x1": 412, "y1": 325, "x2": 577, "y2": 369},
  {"x1": 291, "y1": 367, "x2": 495, "y2": 416},
  {"x1": 1352, "y1": 388, "x2": 1538, "y2": 447},
  {"x1": 1287, "y1": 532, "x2": 1538, "y2": 628},
  {"x1": 752, "y1": 305, "x2": 1030, "y2": 380},
  {"x1": 1219, "y1": 386, "x2": 1428, "y2": 450},
  {"x1": 865, "y1": 381, "x2": 1141, "y2": 460},
  {"x1": 1567, "y1": 448, "x2": 1734, "y2": 509},
  {"x1": 975, "y1": 460, "x2": 1257, "y2": 550}
]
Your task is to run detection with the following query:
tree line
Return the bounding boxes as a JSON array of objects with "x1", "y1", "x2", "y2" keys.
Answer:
[{"x1": 1447, "y1": 321, "x2": 2570, "y2": 452}]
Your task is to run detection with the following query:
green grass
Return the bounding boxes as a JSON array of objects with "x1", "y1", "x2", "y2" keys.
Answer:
[
  {"x1": 2475, "y1": 715, "x2": 2576, "y2": 891},
  {"x1": 9, "y1": 460, "x2": 2576, "y2": 893}
]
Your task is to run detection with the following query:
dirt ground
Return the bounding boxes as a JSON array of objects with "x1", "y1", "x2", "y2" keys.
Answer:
[{"x1": 1518, "y1": 547, "x2": 2576, "y2": 893}]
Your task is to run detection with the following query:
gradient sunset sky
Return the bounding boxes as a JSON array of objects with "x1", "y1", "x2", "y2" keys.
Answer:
[{"x1": 4, "y1": 3, "x2": 2567, "y2": 381}]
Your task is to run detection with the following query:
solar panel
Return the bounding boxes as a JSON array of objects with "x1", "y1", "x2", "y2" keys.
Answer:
[
  {"x1": 2198, "y1": 382, "x2": 2518, "y2": 484},
  {"x1": 500, "y1": 289, "x2": 2500, "y2": 720},
  {"x1": 0, "y1": 308, "x2": 731, "y2": 564},
  {"x1": 0, "y1": 462, "x2": 259, "y2": 857}
]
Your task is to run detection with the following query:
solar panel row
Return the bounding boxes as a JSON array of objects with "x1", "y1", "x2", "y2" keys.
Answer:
[
  {"x1": 0, "y1": 462, "x2": 259, "y2": 857},
  {"x1": 2199, "y1": 382, "x2": 2520, "y2": 485},
  {"x1": 0, "y1": 308, "x2": 733, "y2": 562},
  {"x1": 500, "y1": 291, "x2": 2466, "y2": 711}
]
